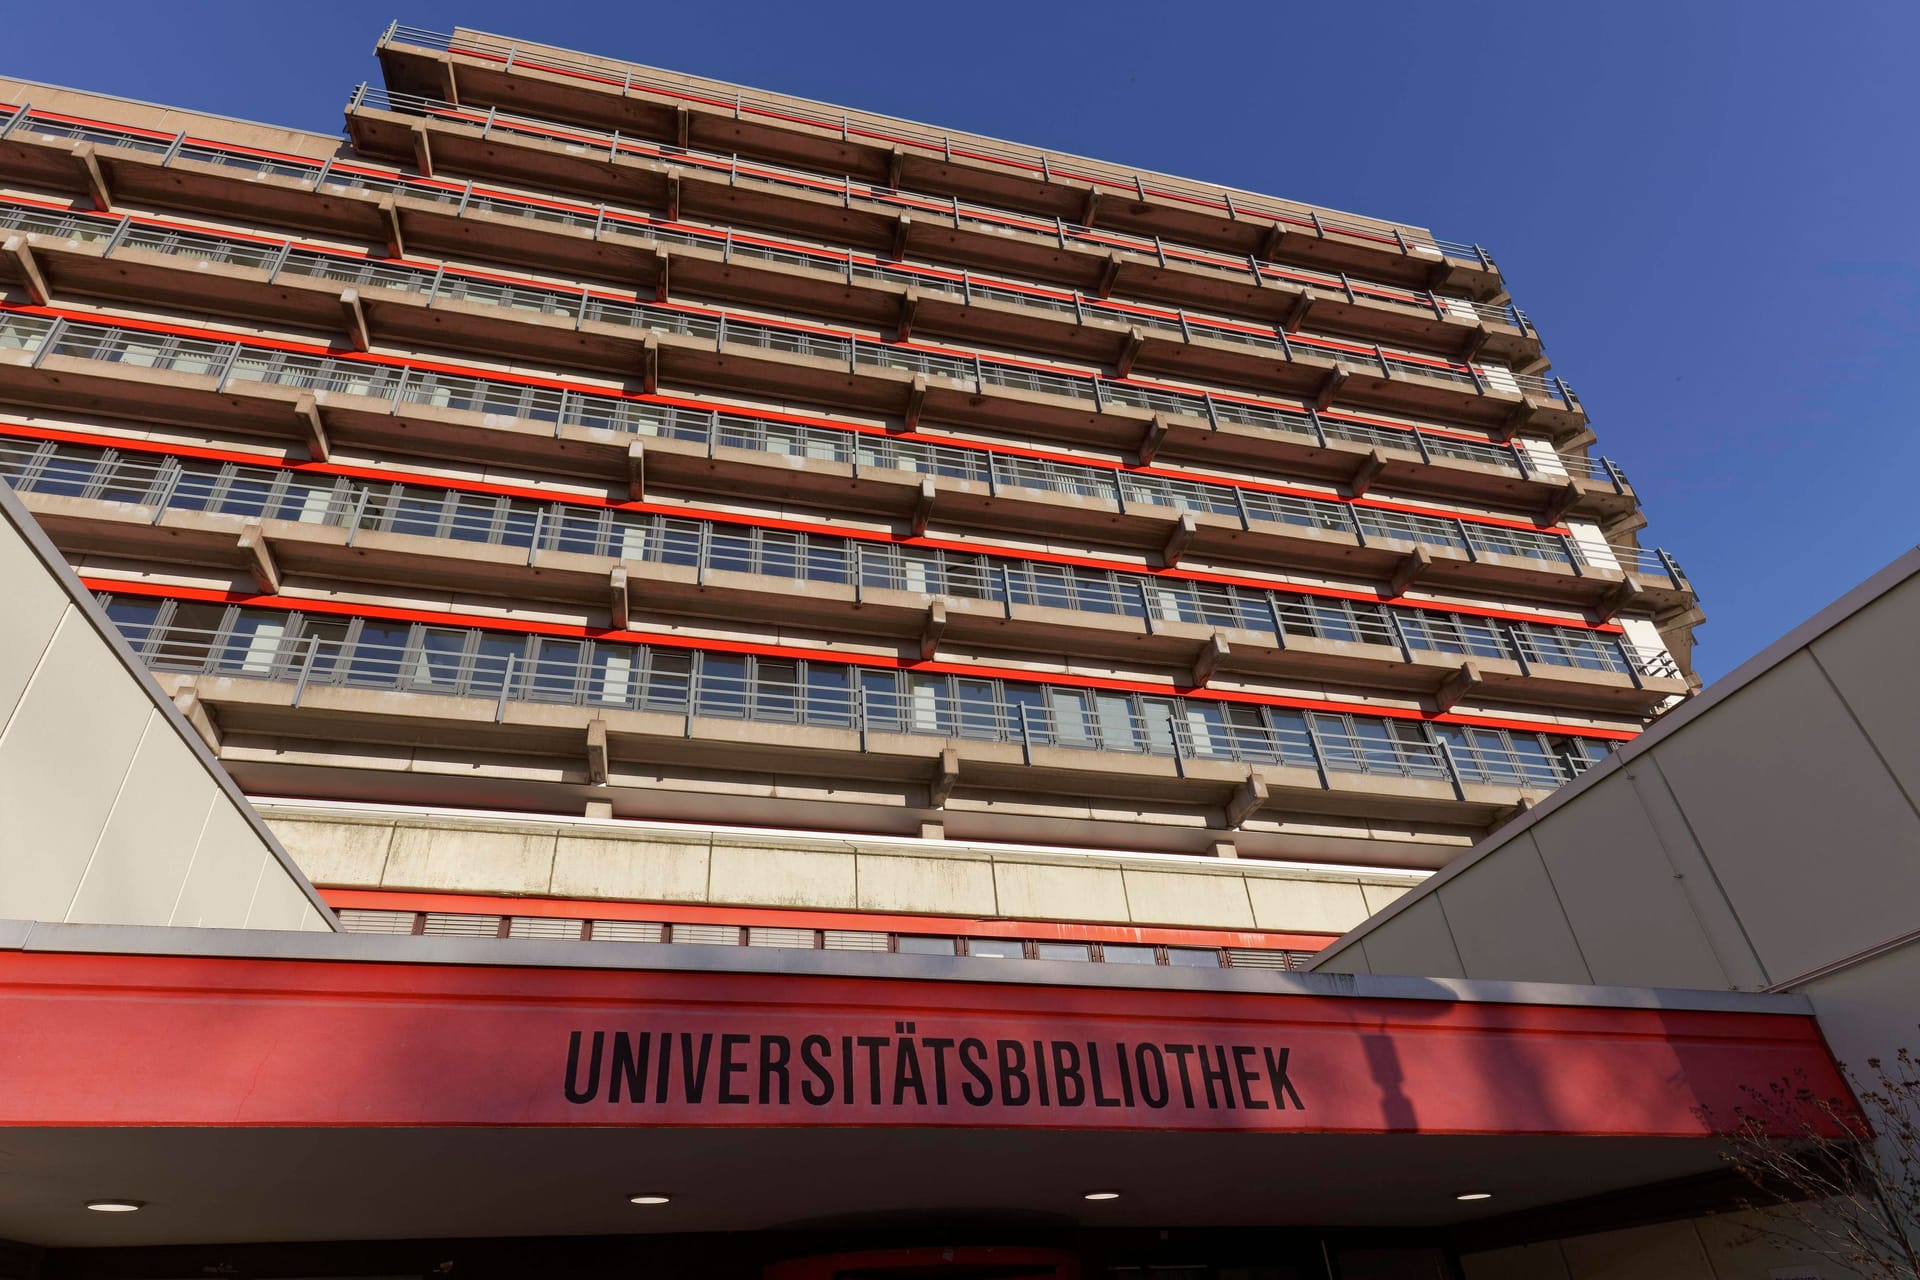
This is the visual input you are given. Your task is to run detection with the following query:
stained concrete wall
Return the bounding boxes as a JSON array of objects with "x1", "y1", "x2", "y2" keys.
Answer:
[
  {"x1": 261, "y1": 801, "x2": 1421, "y2": 935},
  {"x1": 0, "y1": 481, "x2": 333, "y2": 931}
]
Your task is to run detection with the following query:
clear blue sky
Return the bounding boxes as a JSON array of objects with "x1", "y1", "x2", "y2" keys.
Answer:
[{"x1": 7, "y1": 0, "x2": 1915, "y2": 683}]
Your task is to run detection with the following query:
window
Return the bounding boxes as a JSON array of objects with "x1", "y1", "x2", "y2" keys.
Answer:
[
  {"x1": 895, "y1": 935, "x2": 955, "y2": 956},
  {"x1": 1034, "y1": 941, "x2": 1091, "y2": 962},
  {"x1": 1165, "y1": 947, "x2": 1221, "y2": 968},
  {"x1": 966, "y1": 937, "x2": 1024, "y2": 960},
  {"x1": 1101, "y1": 944, "x2": 1159, "y2": 965}
]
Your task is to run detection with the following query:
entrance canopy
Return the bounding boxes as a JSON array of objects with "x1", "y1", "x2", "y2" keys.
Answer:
[{"x1": 0, "y1": 920, "x2": 1853, "y2": 1247}]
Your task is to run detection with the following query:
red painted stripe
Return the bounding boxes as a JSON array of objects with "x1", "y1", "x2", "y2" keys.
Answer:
[
  {"x1": 0, "y1": 420, "x2": 1624, "y2": 633},
  {"x1": 319, "y1": 888, "x2": 1337, "y2": 950},
  {"x1": 87, "y1": 577, "x2": 1639, "y2": 741}
]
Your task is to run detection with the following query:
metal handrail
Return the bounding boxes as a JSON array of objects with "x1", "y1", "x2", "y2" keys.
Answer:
[
  {"x1": 113, "y1": 614, "x2": 1608, "y2": 792},
  {"x1": 0, "y1": 103, "x2": 1529, "y2": 332},
  {"x1": 379, "y1": 25, "x2": 1492, "y2": 267},
  {"x1": 0, "y1": 310, "x2": 1685, "y2": 591},
  {"x1": 336, "y1": 85, "x2": 1519, "y2": 326},
  {"x1": 2, "y1": 434, "x2": 1678, "y2": 681},
  {"x1": 0, "y1": 198, "x2": 1598, "y2": 489}
]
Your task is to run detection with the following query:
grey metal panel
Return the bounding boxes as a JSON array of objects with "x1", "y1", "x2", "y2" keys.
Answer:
[
  {"x1": 1433, "y1": 831, "x2": 1593, "y2": 985},
  {"x1": 1358, "y1": 896, "x2": 1466, "y2": 980},
  {"x1": 1527, "y1": 771, "x2": 1734, "y2": 990},
  {"x1": 1657, "y1": 651, "x2": 1920, "y2": 983},
  {"x1": 1809, "y1": 571, "x2": 1920, "y2": 811}
]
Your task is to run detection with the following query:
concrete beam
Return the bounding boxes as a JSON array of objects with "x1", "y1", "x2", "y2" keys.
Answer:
[
  {"x1": 1081, "y1": 186, "x2": 1101, "y2": 228},
  {"x1": 1459, "y1": 324, "x2": 1492, "y2": 363},
  {"x1": 1116, "y1": 326, "x2": 1145, "y2": 377},
  {"x1": 339, "y1": 289, "x2": 371, "y2": 352},
  {"x1": 1349, "y1": 448, "x2": 1387, "y2": 498},
  {"x1": 1494, "y1": 405, "x2": 1535, "y2": 442},
  {"x1": 665, "y1": 172, "x2": 681, "y2": 222},
  {"x1": 1604, "y1": 508, "x2": 1649, "y2": 540},
  {"x1": 1602, "y1": 576, "x2": 1646, "y2": 622},
  {"x1": 1137, "y1": 414, "x2": 1170, "y2": 465},
  {"x1": 641, "y1": 332, "x2": 660, "y2": 394},
  {"x1": 903, "y1": 372, "x2": 927, "y2": 430},
  {"x1": 1281, "y1": 289, "x2": 1313, "y2": 333},
  {"x1": 887, "y1": 147, "x2": 905, "y2": 190},
  {"x1": 237, "y1": 520, "x2": 280, "y2": 595},
  {"x1": 891, "y1": 213, "x2": 911, "y2": 260},
  {"x1": 897, "y1": 286, "x2": 919, "y2": 341},
  {"x1": 410, "y1": 124, "x2": 434, "y2": 178},
  {"x1": 294, "y1": 394, "x2": 330, "y2": 462},
  {"x1": 1209, "y1": 839, "x2": 1239, "y2": 860},
  {"x1": 586, "y1": 718, "x2": 609, "y2": 785},
  {"x1": 74, "y1": 143, "x2": 111, "y2": 211},
  {"x1": 1162, "y1": 513, "x2": 1197, "y2": 567},
  {"x1": 1314, "y1": 363, "x2": 1351, "y2": 412},
  {"x1": 584, "y1": 799, "x2": 615, "y2": 819},
  {"x1": 1225, "y1": 773, "x2": 1268, "y2": 830},
  {"x1": 911, "y1": 478, "x2": 936, "y2": 536},
  {"x1": 919, "y1": 600, "x2": 948, "y2": 661},
  {"x1": 1095, "y1": 252, "x2": 1122, "y2": 299},
  {"x1": 1191, "y1": 633, "x2": 1230, "y2": 687},
  {"x1": 1260, "y1": 222, "x2": 1286, "y2": 261},
  {"x1": 1541, "y1": 479, "x2": 1584, "y2": 525},
  {"x1": 674, "y1": 105, "x2": 691, "y2": 149},
  {"x1": 929, "y1": 746, "x2": 960, "y2": 809},
  {"x1": 170, "y1": 679, "x2": 222, "y2": 753},
  {"x1": 377, "y1": 195, "x2": 405, "y2": 258},
  {"x1": 1389, "y1": 547, "x2": 1432, "y2": 598},
  {"x1": 609, "y1": 567, "x2": 630, "y2": 629},
  {"x1": 1436, "y1": 661, "x2": 1482, "y2": 713},
  {"x1": 626, "y1": 440, "x2": 646, "y2": 501},
  {"x1": 919, "y1": 820, "x2": 946, "y2": 840},
  {"x1": 651, "y1": 246, "x2": 670, "y2": 302},
  {"x1": 3, "y1": 236, "x2": 51, "y2": 305}
]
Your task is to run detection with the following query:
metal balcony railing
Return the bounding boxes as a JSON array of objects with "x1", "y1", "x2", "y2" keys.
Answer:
[
  {"x1": 0, "y1": 102, "x2": 1534, "y2": 339},
  {"x1": 1, "y1": 435, "x2": 1681, "y2": 684},
  {"x1": 0, "y1": 311, "x2": 1685, "y2": 592},
  {"x1": 379, "y1": 25, "x2": 1495, "y2": 271},
  {"x1": 0, "y1": 198, "x2": 1580, "y2": 441},
  {"x1": 342, "y1": 86, "x2": 1565, "y2": 401},
  {"x1": 0, "y1": 202, "x2": 1605, "y2": 495},
  {"x1": 109, "y1": 611, "x2": 1613, "y2": 793}
]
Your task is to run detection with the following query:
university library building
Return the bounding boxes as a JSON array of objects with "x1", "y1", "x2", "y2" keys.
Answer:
[{"x1": 2, "y1": 23, "x2": 1917, "y2": 1280}]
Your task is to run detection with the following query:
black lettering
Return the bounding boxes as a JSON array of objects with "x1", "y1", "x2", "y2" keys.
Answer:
[
  {"x1": 718, "y1": 1033, "x2": 750, "y2": 1104},
  {"x1": 1165, "y1": 1043, "x2": 1198, "y2": 1107},
  {"x1": 1088, "y1": 1040, "x2": 1122, "y2": 1108},
  {"x1": 1050, "y1": 1041, "x2": 1085, "y2": 1107},
  {"x1": 856, "y1": 1036, "x2": 889, "y2": 1106},
  {"x1": 1263, "y1": 1046, "x2": 1304, "y2": 1110},
  {"x1": 759, "y1": 1034, "x2": 791, "y2": 1105},
  {"x1": 609, "y1": 1031, "x2": 651, "y2": 1103},
  {"x1": 1231, "y1": 1044, "x2": 1268, "y2": 1110},
  {"x1": 679, "y1": 1032, "x2": 713, "y2": 1103},
  {"x1": 1199, "y1": 1043, "x2": 1234, "y2": 1109},
  {"x1": 997, "y1": 1039, "x2": 1031, "y2": 1106},
  {"x1": 564, "y1": 1030, "x2": 603, "y2": 1105},
  {"x1": 654, "y1": 1027, "x2": 673, "y2": 1104},
  {"x1": 1033, "y1": 1040, "x2": 1050, "y2": 1106},
  {"x1": 922, "y1": 1036, "x2": 955, "y2": 1105},
  {"x1": 800, "y1": 1035, "x2": 834, "y2": 1106},
  {"x1": 893, "y1": 1038, "x2": 927, "y2": 1106},
  {"x1": 960, "y1": 1037, "x2": 992, "y2": 1105},
  {"x1": 841, "y1": 1035, "x2": 854, "y2": 1104},
  {"x1": 1136, "y1": 1043, "x2": 1169, "y2": 1108}
]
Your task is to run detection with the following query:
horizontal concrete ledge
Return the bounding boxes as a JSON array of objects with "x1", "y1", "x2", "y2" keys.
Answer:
[{"x1": 0, "y1": 916, "x2": 1812, "y2": 1017}]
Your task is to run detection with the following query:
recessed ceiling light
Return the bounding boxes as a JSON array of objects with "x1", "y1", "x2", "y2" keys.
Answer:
[
  {"x1": 85, "y1": 1200, "x2": 144, "y2": 1213},
  {"x1": 1083, "y1": 1191, "x2": 1121, "y2": 1201},
  {"x1": 1455, "y1": 1192, "x2": 1493, "y2": 1202},
  {"x1": 628, "y1": 1194, "x2": 671, "y2": 1205}
]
